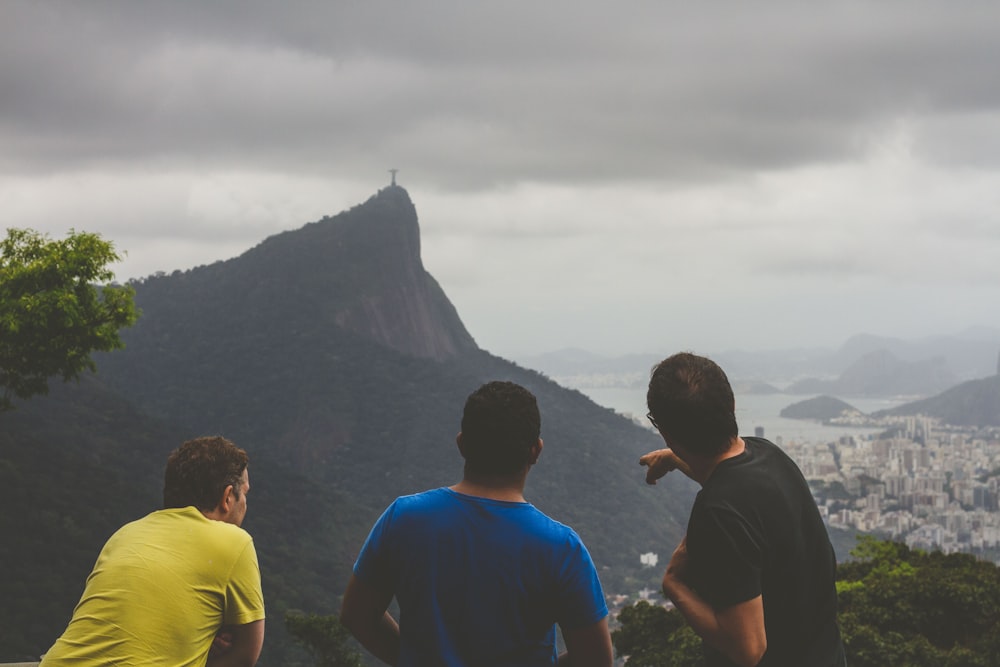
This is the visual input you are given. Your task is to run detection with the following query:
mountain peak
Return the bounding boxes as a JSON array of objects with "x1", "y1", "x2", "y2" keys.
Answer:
[{"x1": 127, "y1": 188, "x2": 478, "y2": 362}]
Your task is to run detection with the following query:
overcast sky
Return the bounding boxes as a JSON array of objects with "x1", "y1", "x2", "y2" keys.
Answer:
[{"x1": 4, "y1": 2, "x2": 1000, "y2": 360}]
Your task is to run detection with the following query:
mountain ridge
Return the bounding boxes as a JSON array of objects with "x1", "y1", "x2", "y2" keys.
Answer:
[
  {"x1": 786, "y1": 349, "x2": 958, "y2": 397},
  {"x1": 875, "y1": 374, "x2": 1000, "y2": 427}
]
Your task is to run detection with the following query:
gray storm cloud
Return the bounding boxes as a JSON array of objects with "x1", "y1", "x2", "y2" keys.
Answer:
[{"x1": 2, "y1": 1, "x2": 1000, "y2": 356}]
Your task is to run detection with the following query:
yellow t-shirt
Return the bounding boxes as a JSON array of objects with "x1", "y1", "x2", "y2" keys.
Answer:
[{"x1": 41, "y1": 506, "x2": 265, "y2": 666}]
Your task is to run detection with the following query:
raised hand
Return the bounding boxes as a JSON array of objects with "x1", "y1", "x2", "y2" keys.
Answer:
[
  {"x1": 639, "y1": 448, "x2": 697, "y2": 483},
  {"x1": 638, "y1": 448, "x2": 682, "y2": 484}
]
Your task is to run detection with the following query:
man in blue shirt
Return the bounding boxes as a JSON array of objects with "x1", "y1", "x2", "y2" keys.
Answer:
[{"x1": 340, "y1": 381, "x2": 612, "y2": 666}]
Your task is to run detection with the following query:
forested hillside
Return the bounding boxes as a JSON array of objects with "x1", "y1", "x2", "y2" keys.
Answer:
[{"x1": 1, "y1": 187, "x2": 695, "y2": 663}]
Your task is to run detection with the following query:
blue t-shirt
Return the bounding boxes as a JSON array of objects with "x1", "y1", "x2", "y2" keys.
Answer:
[{"x1": 354, "y1": 487, "x2": 608, "y2": 666}]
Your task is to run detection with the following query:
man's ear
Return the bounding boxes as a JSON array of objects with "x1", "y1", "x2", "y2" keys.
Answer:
[
  {"x1": 456, "y1": 432, "x2": 466, "y2": 458},
  {"x1": 528, "y1": 438, "x2": 543, "y2": 465},
  {"x1": 217, "y1": 484, "x2": 235, "y2": 515}
]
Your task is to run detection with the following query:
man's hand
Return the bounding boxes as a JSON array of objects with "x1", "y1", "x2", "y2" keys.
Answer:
[
  {"x1": 206, "y1": 620, "x2": 264, "y2": 667},
  {"x1": 639, "y1": 448, "x2": 684, "y2": 484},
  {"x1": 209, "y1": 627, "x2": 234, "y2": 659}
]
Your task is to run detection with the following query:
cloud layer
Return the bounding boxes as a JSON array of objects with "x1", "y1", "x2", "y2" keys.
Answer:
[{"x1": 3, "y1": 1, "x2": 999, "y2": 358}]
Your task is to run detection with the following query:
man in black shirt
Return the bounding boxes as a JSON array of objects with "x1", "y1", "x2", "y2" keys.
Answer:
[{"x1": 640, "y1": 352, "x2": 845, "y2": 667}]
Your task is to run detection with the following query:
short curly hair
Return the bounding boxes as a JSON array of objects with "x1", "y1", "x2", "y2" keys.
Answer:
[
  {"x1": 460, "y1": 381, "x2": 541, "y2": 476},
  {"x1": 647, "y1": 353, "x2": 738, "y2": 458},
  {"x1": 163, "y1": 436, "x2": 248, "y2": 511}
]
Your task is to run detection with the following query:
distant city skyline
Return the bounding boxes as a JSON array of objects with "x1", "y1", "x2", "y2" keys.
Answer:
[{"x1": 4, "y1": 2, "x2": 1000, "y2": 358}]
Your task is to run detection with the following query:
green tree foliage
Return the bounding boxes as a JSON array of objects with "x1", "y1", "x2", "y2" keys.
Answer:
[
  {"x1": 285, "y1": 611, "x2": 363, "y2": 667},
  {"x1": 614, "y1": 537, "x2": 1000, "y2": 667},
  {"x1": 612, "y1": 600, "x2": 704, "y2": 667},
  {"x1": 0, "y1": 228, "x2": 138, "y2": 410},
  {"x1": 838, "y1": 535, "x2": 1000, "y2": 667}
]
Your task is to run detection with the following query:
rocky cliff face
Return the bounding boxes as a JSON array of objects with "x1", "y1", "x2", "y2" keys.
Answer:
[
  {"x1": 327, "y1": 186, "x2": 477, "y2": 360},
  {"x1": 333, "y1": 281, "x2": 472, "y2": 360}
]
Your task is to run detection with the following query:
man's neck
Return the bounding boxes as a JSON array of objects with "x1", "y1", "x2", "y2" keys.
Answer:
[
  {"x1": 450, "y1": 475, "x2": 528, "y2": 503},
  {"x1": 684, "y1": 436, "x2": 747, "y2": 486},
  {"x1": 704, "y1": 436, "x2": 747, "y2": 483}
]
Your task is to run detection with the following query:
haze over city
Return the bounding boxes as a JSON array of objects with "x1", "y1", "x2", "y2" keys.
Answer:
[{"x1": 4, "y1": 2, "x2": 1000, "y2": 359}]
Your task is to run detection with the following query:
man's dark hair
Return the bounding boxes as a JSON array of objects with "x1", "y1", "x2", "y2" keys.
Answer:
[
  {"x1": 647, "y1": 352, "x2": 738, "y2": 458},
  {"x1": 460, "y1": 381, "x2": 541, "y2": 476},
  {"x1": 163, "y1": 436, "x2": 249, "y2": 511}
]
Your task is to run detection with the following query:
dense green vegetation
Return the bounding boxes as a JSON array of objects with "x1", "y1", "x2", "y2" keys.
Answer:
[
  {"x1": 838, "y1": 536, "x2": 1000, "y2": 666},
  {"x1": 0, "y1": 228, "x2": 137, "y2": 410},
  {"x1": 285, "y1": 611, "x2": 363, "y2": 667},
  {"x1": 613, "y1": 600, "x2": 702, "y2": 666},
  {"x1": 612, "y1": 536, "x2": 1000, "y2": 667}
]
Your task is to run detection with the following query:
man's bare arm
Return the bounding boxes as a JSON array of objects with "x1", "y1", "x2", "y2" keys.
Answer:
[
  {"x1": 206, "y1": 619, "x2": 265, "y2": 667},
  {"x1": 661, "y1": 538, "x2": 766, "y2": 667},
  {"x1": 664, "y1": 577, "x2": 766, "y2": 666},
  {"x1": 660, "y1": 536, "x2": 766, "y2": 667},
  {"x1": 556, "y1": 616, "x2": 613, "y2": 667},
  {"x1": 339, "y1": 574, "x2": 400, "y2": 666}
]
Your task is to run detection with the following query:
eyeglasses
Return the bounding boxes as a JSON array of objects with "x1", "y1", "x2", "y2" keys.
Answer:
[{"x1": 646, "y1": 412, "x2": 659, "y2": 430}]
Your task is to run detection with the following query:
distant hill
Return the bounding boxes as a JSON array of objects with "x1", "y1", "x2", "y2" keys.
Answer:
[
  {"x1": 874, "y1": 374, "x2": 1000, "y2": 427},
  {"x1": 786, "y1": 349, "x2": 958, "y2": 398},
  {"x1": 519, "y1": 348, "x2": 661, "y2": 382},
  {"x1": 732, "y1": 380, "x2": 782, "y2": 395},
  {"x1": 780, "y1": 395, "x2": 860, "y2": 421},
  {"x1": 519, "y1": 331, "x2": 1000, "y2": 395},
  {"x1": 1, "y1": 186, "x2": 695, "y2": 662},
  {"x1": 833, "y1": 331, "x2": 1000, "y2": 381}
]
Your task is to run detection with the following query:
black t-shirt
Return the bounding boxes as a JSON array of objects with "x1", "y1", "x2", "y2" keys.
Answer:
[{"x1": 686, "y1": 437, "x2": 844, "y2": 667}]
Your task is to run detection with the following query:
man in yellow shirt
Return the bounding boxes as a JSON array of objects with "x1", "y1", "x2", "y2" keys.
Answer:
[{"x1": 41, "y1": 436, "x2": 266, "y2": 666}]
